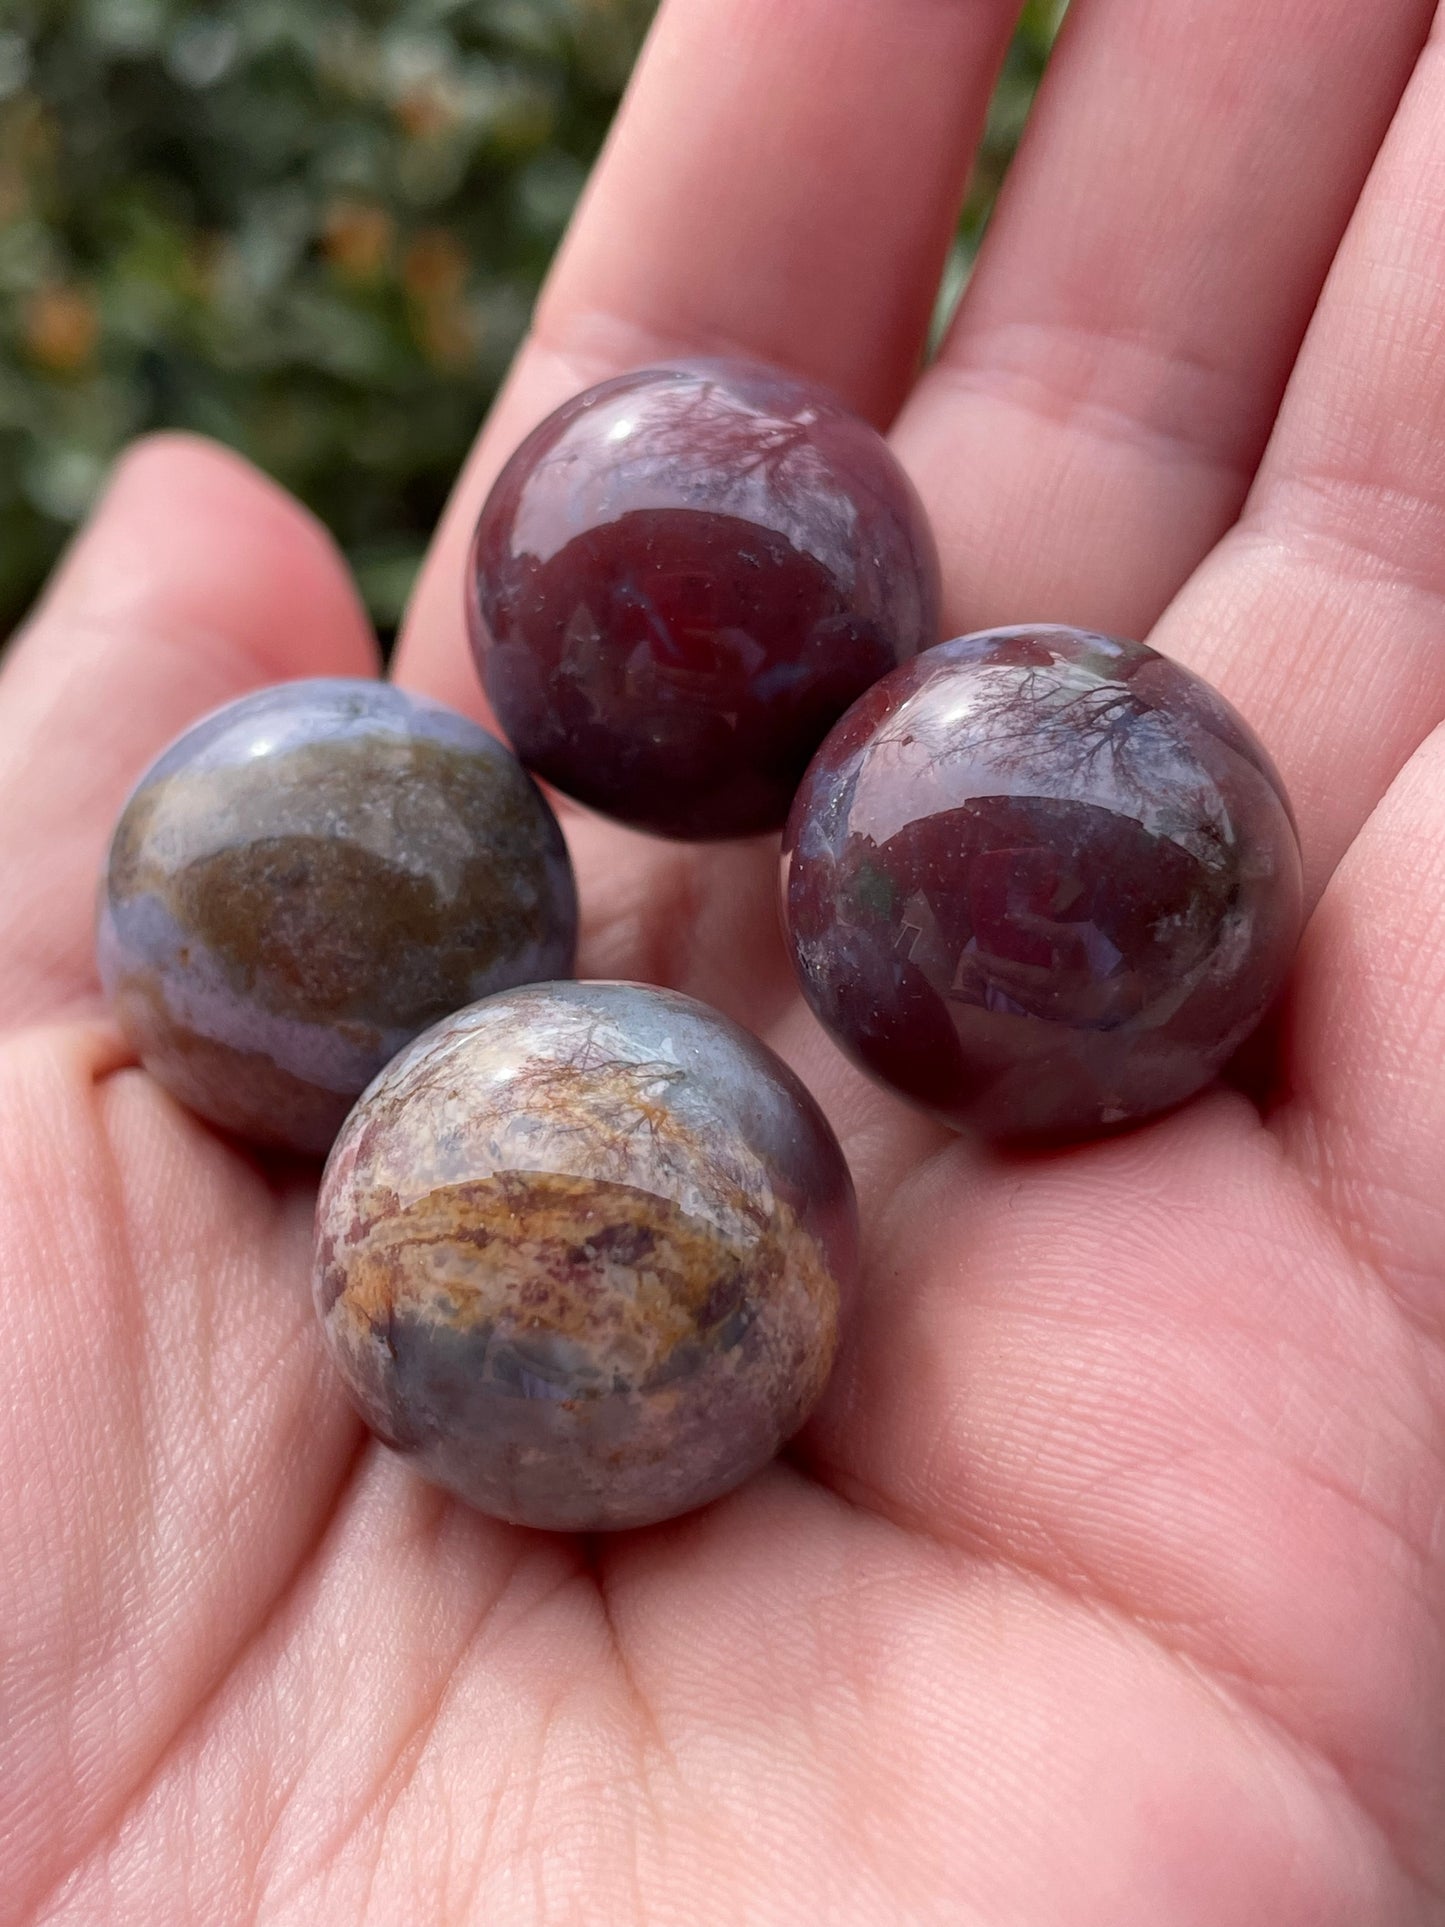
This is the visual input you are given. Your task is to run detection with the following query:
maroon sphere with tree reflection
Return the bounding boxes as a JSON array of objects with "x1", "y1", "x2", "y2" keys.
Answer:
[
  {"x1": 782, "y1": 626, "x2": 1304, "y2": 1140},
  {"x1": 467, "y1": 360, "x2": 940, "y2": 841}
]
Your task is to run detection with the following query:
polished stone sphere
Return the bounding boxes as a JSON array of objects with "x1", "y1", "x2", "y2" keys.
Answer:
[
  {"x1": 99, "y1": 679, "x2": 577, "y2": 1156},
  {"x1": 467, "y1": 358, "x2": 940, "y2": 840},
  {"x1": 314, "y1": 981, "x2": 856, "y2": 1531},
  {"x1": 782, "y1": 626, "x2": 1303, "y2": 1139}
]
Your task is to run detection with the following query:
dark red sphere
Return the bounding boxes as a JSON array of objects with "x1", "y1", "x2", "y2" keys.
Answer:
[
  {"x1": 782, "y1": 626, "x2": 1304, "y2": 1140},
  {"x1": 467, "y1": 359, "x2": 940, "y2": 841}
]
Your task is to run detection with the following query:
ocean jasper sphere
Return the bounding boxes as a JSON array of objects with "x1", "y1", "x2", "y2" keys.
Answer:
[
  {"x1": 99, "y1": 679, "x2": 577, "y2": 1156},
  {"x1": 783, "y1": 627, "x2": 1303, "y2": 1140},
  {"x1": 467, "y1": 359, "x2": 940, "y2": 840},
  {"x1": 314, "y1": 982, "x2": 856, "y2": 1531}
]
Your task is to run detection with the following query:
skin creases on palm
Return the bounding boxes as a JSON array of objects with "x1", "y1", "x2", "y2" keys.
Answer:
[{"x1": 5, "y1": 0, "x2": 1445, "y2": 1919}]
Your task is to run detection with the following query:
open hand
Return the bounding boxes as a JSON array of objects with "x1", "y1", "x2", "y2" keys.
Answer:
[{"x1": 6, "y1": 1, "x2": 1445, "y2": 1918}]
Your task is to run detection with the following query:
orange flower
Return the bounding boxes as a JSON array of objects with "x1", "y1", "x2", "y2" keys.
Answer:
[
  {"x1": 24, "y1": 284, "x2": 98, "y2": 373},
  {"x1": 321, "y1": 200, "x2": 395, "y2": 283},
  {"x1": 401, "y1": 227, "x2": 468, "y2": 301}
]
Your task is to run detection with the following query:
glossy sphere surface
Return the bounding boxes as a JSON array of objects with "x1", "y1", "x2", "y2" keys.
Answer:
[
  {"x1": 783, "y1": 627, "x2": 1304, "y2": 1139},
  {"x1": 468, "y1": 359, "x2": 940, "y2": 840},
  {"x1": 100, "y1": 679, "x2": 577, "y2": 1157},
  {"x1": 315, "y1": 981, "x2": 856, "y2": 1531}
]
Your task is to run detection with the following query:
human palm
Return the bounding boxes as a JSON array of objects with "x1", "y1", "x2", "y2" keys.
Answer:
[{"x1": 7, "y1": 2, "x2": 1445, "y2": 1919}]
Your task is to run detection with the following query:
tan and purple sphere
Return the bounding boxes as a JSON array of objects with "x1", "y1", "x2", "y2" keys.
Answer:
[{"x1": 314, "y1": 982, "x2": 856, "y2": 1531}]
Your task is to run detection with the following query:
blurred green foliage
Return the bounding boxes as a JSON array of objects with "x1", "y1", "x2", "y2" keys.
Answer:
[{"x1": 0, "y1": 0, "x2": 1062, "y2": 641}]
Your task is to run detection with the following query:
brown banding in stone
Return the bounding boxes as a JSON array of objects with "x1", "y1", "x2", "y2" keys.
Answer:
[{"x1": 111, "y1": 735, "x2": 564, "y2": 1026}]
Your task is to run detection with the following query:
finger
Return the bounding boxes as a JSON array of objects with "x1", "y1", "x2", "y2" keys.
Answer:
[
  {"x1": 539, "y1": 0, "x2": 1024, "y2": 426},
  {"x1": 1273, "y1": 718, "x2": 1445, "y2": 1337},
  {"x1": 895, "y1": 0, "x2": 1432, "y2": 642},
  {"x1": 0, "y1": 1023, "x2": 364, "y2": 1919},
  {"x1": 0, "y1": 435, "x2": 378, "y2": 1030},
  {"x1": 1150, "y1": 18, "x2": 1445, "y2": 897},
  {"x1": 395, "y1": 0, "x2": 1022, "y2": 721},
  {"x1": 808, "y1": 8, "x2": 1445, "y2": 1596}
]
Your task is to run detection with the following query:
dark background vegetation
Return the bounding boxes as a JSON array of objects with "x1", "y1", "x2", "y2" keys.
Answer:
[{"x1": 0, "y1": 0, "x2": 1062, "y2": 642}]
